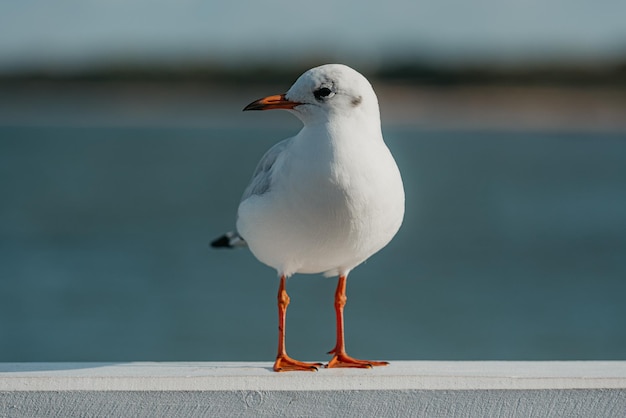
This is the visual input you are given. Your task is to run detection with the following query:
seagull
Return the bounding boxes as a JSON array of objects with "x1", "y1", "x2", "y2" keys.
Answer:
[{"x1": 212, "y1": 64, "x2": 405, "y2": 372}]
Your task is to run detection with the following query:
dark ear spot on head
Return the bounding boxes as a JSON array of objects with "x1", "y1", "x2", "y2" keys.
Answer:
[{"x1": 351, "y1": 96, "x2": 362, "y2": 107}]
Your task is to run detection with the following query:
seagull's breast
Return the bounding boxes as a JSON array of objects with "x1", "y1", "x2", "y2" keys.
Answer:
[{"x1": 237, "y1": 126, "x2": 404, "y2": 277}]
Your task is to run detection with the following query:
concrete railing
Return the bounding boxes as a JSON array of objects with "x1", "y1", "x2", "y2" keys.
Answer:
[{"x1": 1, "y1": 361, "x2": 625, "y2": 417}]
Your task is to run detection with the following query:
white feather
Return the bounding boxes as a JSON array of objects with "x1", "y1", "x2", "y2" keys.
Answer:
[{"x1": 236, "y1": 64, "x2": 405, "y2": 278}]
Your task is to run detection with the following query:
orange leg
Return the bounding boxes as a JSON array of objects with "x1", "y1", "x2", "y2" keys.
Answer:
[
  {"x1": 273, "y1": 275, "x2": 323, "y2": 372},
  {"x1": 326, "y1": 275, "x2": 389, "y2": 369}
]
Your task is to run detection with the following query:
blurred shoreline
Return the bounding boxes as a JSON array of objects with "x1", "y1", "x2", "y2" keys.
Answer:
[
  {"x1": 3, "y1": 58, "x2": 626, "y2": 85},
  {"x1": 2, "y1": 61, "x2": 625, "y2": 131},
  {"x1": 2, "y1": 79, "x2": 624, "y2": 132}
]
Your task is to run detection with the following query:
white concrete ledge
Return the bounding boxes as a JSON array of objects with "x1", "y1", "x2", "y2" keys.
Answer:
[{"x1": 1, "y1": 361, "x2": 626, "y2": 417}]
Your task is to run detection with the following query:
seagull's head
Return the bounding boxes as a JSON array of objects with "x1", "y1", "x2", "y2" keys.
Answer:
[{"x1": 243, "y1": 64, "x2": 380, "y2": 125}]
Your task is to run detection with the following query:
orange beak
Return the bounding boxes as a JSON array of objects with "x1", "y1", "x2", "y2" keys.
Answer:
[{"x1": 243, "y1": 94, "x2": 301, "y2": 111}]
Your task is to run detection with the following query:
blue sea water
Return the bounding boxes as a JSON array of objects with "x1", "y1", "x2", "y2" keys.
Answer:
[{"x1": 1, "y1": 124, "x2": 625, "y2": 362}]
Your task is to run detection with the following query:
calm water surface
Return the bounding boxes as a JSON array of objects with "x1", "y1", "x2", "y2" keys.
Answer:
[{"x1": 1, "y1": 125, "x2": 625, "y2": 362}]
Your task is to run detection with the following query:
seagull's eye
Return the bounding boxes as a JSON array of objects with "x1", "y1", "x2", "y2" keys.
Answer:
[{"x1": 314, "y1": 87, "x2": 335, "y2": 101}]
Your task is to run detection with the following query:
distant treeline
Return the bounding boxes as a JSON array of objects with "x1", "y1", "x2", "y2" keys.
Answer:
[
  {"x1": 378, "y1": 61, "x2": 626, "y2": 86},
  {"x1": 3, "y1": 60, "x2": 626, "y2": 87}
]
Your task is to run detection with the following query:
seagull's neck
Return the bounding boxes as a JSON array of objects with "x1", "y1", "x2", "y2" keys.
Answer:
[
  {"x1": 292, "y1": 116, "x2": 385, "y2": 176},
  {"x1": 300, "y1": 113, "x2": 382, "y2": 146}
]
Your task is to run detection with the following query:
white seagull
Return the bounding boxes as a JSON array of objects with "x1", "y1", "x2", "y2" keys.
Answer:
[{"x1": 212, "y1": 64, "x2": 405, "y2": 372}]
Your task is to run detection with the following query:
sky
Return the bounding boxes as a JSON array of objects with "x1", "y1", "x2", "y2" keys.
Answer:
[{"x1": 1, "y1": 0, "x2": 625, "y2": 73}]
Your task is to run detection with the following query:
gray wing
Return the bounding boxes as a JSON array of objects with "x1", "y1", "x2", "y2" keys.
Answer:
[{"x1": 241, "y1": 138, "x2": 291, "y2": 202}]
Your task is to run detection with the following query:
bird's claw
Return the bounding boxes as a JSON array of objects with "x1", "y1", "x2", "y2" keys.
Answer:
[
  {"x1": 274, "y1": 355, "x2": 323, "y2": 372},
  {"x1": 325, "y1": 353, "x2": 389, "y2": 369}
]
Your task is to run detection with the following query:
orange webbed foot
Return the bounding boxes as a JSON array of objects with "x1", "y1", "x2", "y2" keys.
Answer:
[
  {"x1": 273, "y1": 355, "x2": 323, "y2": 372},
  {"x1": 325, "y1": 352, "x2": 389, "y2": 369}
]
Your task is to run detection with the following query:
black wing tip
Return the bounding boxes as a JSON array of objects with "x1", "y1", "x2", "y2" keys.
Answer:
[
  {"x1": 210, "y1": 235, "x2": 232, "y2": 248},
  {"x1": 210, "y1": 232, "x2": 246, "y2": 249}
]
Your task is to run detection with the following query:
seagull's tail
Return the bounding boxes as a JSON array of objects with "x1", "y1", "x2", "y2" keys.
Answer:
[{"x1": 210, "y1": 231, "x2": 247, "y2": 249}]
